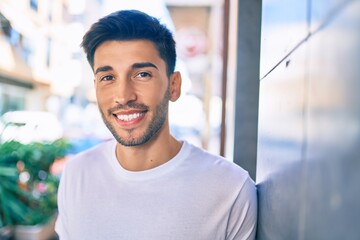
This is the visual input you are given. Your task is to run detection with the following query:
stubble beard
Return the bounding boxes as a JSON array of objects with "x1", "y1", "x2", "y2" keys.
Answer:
[{"x1": 99, "y1": 89, "x2": 170, "y2": 147}]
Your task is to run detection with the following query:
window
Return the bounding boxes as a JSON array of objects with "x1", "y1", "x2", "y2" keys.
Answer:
[
  {"x1": 0, "y1": 12, "x2": 11, "y2": 37},
  {"x1": 30, "y1": 0, "x2": 39, "y2": 11},
  {"x1": 0, "y1": 85, "x2": 26, "y2": 115}
]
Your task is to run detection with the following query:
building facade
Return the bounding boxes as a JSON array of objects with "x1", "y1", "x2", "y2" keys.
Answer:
[{"x1": 0, "y1": 0, "x2": 84, "y2": 115}]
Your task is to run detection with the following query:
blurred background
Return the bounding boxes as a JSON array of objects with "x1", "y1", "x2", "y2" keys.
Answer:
[
  {"x1": 0, "y1": 0, "x2": 231, "y2": 239},
  {"x1": 2, "y1": 0, "x2": 360, "y2": 239},
  {"x1": 0, "y1": 0, "x2": 226, "y2": 155}
]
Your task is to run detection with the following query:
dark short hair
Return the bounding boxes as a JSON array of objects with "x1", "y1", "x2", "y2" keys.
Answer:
[{"x1": 81, "y1": 10, "x2": 176, "y2": 76}]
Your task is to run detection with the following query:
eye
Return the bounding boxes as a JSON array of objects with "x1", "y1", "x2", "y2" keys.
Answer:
[
  {"x1": 135, "y1": 72, "x2": 152, "y2": 78},
  {"x1": 100, "y1": 75, "x2": 115, "y2": 81}
]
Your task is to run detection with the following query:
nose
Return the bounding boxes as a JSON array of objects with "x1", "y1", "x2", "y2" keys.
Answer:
[{"x1": 114, "y1": 79, "x2": 137, "y2": 106}]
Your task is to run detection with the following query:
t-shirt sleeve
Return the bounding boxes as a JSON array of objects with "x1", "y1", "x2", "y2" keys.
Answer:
[
  {"x1": 226, "y1": 176, "x2": 258, "y2": 240},
  {"x1": 55, "y1": 167, "x2": 70, "y2": 239}
]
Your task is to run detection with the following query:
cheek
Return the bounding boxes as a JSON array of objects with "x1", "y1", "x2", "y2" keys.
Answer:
[
  {"x1": 144, "y1": 90, "x2": 166, "y2": 106},
  {"x1": 148, "y1": 82, "x2": 169, "y2": 100},
  {"x1": 135, "y1": 84, "x2": 162, "y2": 101},
  {"x1": 96, "y1": 89, "x2": 112, "y2": 107}
]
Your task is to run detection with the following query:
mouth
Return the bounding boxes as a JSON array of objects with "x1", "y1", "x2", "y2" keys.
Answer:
[
  {"x1": 115, "y1": 112, "x2": 145, "y2": 122},
  {"x1": 112, "y1": 110, "x2": 147, "y2": 126}
]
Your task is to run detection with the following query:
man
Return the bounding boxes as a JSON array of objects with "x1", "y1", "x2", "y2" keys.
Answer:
[{"x1": 55, "y1": 10, "x2": 257, "y2": 239}]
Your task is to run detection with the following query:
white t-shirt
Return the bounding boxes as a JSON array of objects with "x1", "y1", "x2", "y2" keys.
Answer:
[{"x1": 55, "y1": 140, "x2": 257, "y2": 240}]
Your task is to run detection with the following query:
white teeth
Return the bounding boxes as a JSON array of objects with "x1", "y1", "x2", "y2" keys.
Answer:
[{"x1": 116, "y1": 112, "x2": 144, "y2": 122}]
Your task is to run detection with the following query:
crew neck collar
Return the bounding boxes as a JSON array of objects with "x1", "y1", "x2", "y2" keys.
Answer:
[{"x1": 108, "y1": 140, "x2": 189, "y2": 181}]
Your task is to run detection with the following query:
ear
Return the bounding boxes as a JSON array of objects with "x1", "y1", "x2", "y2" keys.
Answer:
[{"x1": 169, "y1": 71, "x2": 182, "y2": 102}]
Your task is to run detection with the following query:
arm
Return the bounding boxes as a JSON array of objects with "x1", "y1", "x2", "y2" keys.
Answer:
[
  {"x1": 226, "y1": 177, "x2": 258, "y2": 240},
  {"x1": 55, "y1": 168, "x2": 70, "y2": 239}
]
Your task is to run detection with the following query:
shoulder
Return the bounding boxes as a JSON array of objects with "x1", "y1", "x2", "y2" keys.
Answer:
[
  {"x1": 183, "y1": 141, "x2": 253, "y2": 188},
  {"x1": 62, "y1": 139, "x2": 115, "y2": 175},
  {"x1": 181, "y1": 142, "x2": 256, "y2": 214}
]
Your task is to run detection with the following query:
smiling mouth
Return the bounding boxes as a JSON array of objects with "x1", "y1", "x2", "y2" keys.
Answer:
[{"x1": 115, "y1": 112, "x2": 146, "y2": 122}]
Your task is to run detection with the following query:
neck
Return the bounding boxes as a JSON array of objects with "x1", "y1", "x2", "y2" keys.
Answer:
[{"x1": 115, "y1": 132, "x2": 182, "y2": 172}]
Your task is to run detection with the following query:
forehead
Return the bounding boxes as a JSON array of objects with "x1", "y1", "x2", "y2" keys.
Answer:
[{"x1": 94, "y1": 40, "x2": 161, "y2": 65}]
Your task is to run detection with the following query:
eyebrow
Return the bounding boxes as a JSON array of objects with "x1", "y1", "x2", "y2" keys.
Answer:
[
  {"x1": 132, "y1": 62, "x2": 159, "y2": 70},
  {"x1": 94, "y1": 62, "x2": 159, "y2": 75},
  {"x1": 95, "y1": 65, "x2": 113, "y2": 75}
]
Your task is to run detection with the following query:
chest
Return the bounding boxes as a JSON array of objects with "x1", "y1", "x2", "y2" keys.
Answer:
[{"x1": 67, "y1": 177, "x2": 231, "y2": 240}]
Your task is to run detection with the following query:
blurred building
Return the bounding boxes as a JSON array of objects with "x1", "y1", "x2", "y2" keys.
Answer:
[
  {"x1": 0, "y1": 0, "x2": 85, "y2": 115},
  {"x1": 0, "y1": 0, "x2": 225, "y2": 153}
]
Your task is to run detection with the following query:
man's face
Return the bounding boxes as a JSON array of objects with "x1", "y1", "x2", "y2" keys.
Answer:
[{"x1": 93, "y1": 40, "x2": 174, "y2": 146}]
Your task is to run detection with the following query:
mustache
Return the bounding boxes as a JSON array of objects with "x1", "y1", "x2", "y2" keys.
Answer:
[{"x1": 107, "y1": 101, "x2": 149, "y2": 114}]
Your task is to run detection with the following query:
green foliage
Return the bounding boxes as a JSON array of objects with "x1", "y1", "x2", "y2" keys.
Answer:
[{"x1": 0, "y1": 139, "x2": 70, "y2": 227}]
